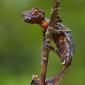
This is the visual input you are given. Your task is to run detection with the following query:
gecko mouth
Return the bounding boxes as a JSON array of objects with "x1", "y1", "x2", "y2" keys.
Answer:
[{"x1": 22, "y1": 11, "x2": 36, "y2": 23}]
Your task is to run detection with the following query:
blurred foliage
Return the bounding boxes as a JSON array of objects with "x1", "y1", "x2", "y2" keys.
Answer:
[{"x1": 0, "y1": 0, "x2": 85, "y2": 85}]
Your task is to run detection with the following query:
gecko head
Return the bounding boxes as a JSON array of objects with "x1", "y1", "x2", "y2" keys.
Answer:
[{"x1": 22, "y1": 8, "x2": 45, "y2": 24}]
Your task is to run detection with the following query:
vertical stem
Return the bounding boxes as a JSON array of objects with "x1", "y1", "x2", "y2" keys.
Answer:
[
  {"x1": 49, "y1": 0, "x2": 60, "y2": 27},
  {"x1": 40, "y1": 29, "x2": 51, "y2": 85},
  {"x1": 40, "y1": 48, "x2": 49, "y2": 85},
  {"x1": 40, "y1": 0, "x2": 61, "y2": 84}
]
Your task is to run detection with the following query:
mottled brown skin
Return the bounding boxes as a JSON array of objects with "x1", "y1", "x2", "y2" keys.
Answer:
[
  {"x1": 22, "y1": 8, "x2": 45, "y2": 24},
  {"x1": 22, "y1": 7, "x2": 75, "y2": 85},
  {"x1": 22, "y1": 8, "x2": 74, "y2": 65},
  {"x1": 52, "y1": 27, "x2": 72, "y2": 66}
]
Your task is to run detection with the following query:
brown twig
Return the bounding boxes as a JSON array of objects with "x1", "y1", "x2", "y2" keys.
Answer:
[
  {"x1": 31, "y1": 28, "x2": 52, "y2": 85},
  {"x1": 40, "y1": 27, "x2": 52, "y2": 85},
  {"x1": 40, "y1": 48, "x2": 49, "y2": 85},
  {"x1": 31, "y1": 65, "x2": 69, "y2": 85},
  {"x1": 31, "y1": 0, "x2": 61, "y2": 85}
]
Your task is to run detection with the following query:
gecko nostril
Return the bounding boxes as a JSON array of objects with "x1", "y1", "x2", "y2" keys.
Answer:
[
  {"x1": 22, "y1": 12, "x2": 27, "y2": 17},
  {"x1": 22, "y1": 11, "x2": 30, "y2": 16}
]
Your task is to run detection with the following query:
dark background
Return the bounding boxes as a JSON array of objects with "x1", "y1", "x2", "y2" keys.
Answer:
[{"x1": 0, "y1": 0, "x2": 85, "y2": 85}]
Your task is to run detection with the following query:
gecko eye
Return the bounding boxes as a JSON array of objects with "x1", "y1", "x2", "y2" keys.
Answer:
[
  {"x1": 38, "y1": 13, "x2": 41, "y2": 15},
  {"x1": 32, "y1": 9, "x2": 39, "y2": 15},
  {"x1": 34, "y1": 9, "x2": 38, "y2": 12}
]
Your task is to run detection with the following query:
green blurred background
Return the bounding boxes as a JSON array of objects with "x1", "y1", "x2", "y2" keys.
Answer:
[{"x1": 0, "y1": 0, "x2": 85, "y2": 85}]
